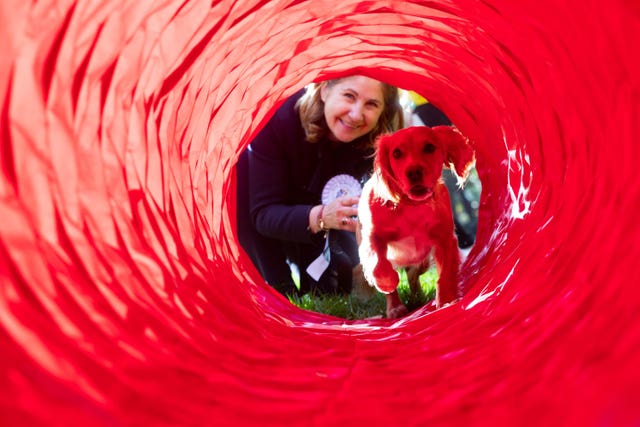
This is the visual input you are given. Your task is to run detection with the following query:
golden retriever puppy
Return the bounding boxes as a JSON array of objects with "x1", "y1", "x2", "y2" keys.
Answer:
[{"x1": 358, "y1": 126, "x2": 475, "y2": 318}]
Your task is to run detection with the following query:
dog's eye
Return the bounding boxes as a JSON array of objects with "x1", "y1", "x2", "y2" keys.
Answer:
[
  {"x1": 423, "y1": 143, "x2": 436, "y2": 154},
  {"x1": 392, "y1": 148, "x2": 402, "y2": 159}
]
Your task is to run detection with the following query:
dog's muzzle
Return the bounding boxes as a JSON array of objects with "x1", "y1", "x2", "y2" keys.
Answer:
[{"x1": 405, "y1": 166, "x2": 433, "y2": 199}]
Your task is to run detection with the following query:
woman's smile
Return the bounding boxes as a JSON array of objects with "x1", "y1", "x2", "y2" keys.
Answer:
[{"x1": 339, "y1": 118, "x2": 363, "y2": 129}]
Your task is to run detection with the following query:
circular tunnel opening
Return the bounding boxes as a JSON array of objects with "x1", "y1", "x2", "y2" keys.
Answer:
[{"x1": 233, "y1": 78, "x2": 486, "y2": 320}]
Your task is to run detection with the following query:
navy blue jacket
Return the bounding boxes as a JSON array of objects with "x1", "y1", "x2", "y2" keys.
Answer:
[{"x1": 236, "y1": 89, "x2": 374, "y2": 286}]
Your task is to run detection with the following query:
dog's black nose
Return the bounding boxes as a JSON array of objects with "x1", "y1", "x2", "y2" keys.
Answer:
[{"x1": 406, "y1": 166, "x2": 423, "y2": 183}]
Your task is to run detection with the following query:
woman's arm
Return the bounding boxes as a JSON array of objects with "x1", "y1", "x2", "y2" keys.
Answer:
[{"x1": 248, "y1": 109, "x2": 321, "y2": 244}]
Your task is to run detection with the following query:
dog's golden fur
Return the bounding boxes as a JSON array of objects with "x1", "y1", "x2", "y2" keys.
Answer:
[{"x1": 357, "y1": 126, "x2": 475, "y2": 318}]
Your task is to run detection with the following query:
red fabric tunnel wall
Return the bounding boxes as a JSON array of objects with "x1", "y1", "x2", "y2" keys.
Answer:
[{"x1": 1, "y1": 0, "x2": 639, "y2": 425}]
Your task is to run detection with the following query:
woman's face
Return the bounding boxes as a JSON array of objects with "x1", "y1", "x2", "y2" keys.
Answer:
[{"x1": 320, "y1": 76, "x2": 385, "y2": 143}]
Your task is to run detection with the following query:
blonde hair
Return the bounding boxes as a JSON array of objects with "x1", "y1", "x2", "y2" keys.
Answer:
[{"x1": 295, "y1": 77, "x2": 403, "y2": 145}]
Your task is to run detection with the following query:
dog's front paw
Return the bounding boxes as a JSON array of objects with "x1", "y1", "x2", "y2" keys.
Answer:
[{"x1": 373, "y1": 264, "x2": 399, "y2": 293}]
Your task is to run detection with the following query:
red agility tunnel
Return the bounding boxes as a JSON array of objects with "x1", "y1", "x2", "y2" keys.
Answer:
[{"x1": 1, "y1": 1, "x2": 639, "y2": 425}]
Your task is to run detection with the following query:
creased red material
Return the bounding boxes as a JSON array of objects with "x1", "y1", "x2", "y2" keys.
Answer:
[{"x1": 1, "y1": 0, "x2": 639, "y2": 425}]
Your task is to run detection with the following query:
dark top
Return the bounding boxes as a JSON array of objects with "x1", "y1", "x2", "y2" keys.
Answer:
[
  {"x1": 237, "y1": 89, "x2": 374, "y2": 285},
  {"x1": 249, "y1": 90, "x2": 374, "y2": 241}
]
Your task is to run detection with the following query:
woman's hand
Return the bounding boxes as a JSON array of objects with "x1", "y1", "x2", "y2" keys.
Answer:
[{"x1": 321, "y1": 196, "x2": 360, "y2": 232}]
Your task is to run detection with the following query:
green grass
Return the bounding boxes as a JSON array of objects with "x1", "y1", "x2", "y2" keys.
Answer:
[{"x1": 288, "y1": 268, "x2": 438, "y2": 320}]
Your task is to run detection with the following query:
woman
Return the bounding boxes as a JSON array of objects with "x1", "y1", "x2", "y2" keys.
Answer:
[{"x1": 237, "y1": 75, "x2": 403, "y2": 296}]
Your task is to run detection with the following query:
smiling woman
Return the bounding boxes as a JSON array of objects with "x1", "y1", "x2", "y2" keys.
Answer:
[
  {"x1": 237, "y1": 75, "x2": 403, "y2": 297},
  {"x1": 0, "y1": 0, "x2": 638, "y2": 426}
]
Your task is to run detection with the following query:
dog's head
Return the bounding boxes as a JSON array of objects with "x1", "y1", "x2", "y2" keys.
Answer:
[{"x1": 374, "y1": 126, "x2": 475, "y2": 202}]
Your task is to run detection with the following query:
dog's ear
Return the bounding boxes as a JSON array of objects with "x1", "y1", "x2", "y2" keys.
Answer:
[
  {"x1": 374, "y1": 132, "x2": 403, "y2": 200},
  {"x1": 432, "y1": 125, "x2": 475, "y2": 181}
]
